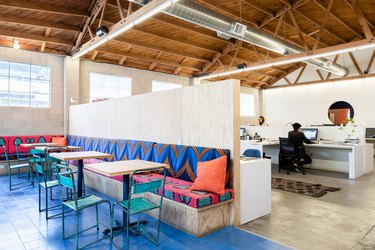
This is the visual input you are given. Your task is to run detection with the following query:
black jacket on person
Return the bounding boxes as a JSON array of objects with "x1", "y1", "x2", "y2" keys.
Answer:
[{"x1": 288, "y1": 130, "x2": 313, "y2": 147}]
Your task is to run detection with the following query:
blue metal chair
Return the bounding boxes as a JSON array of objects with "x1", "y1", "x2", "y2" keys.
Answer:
[
  {"x1": 1, "y1": 145, "x2": 34, "y2": 190},
  {"x1": 111, "y1": 167, "x2": 167, "y2": 249},
  {"x1": 243, "y1": 149, "x2": 262, "y2": 158},
  {"x1": 32, "y1": 153, "x2": 61, "y2": 220},
  {"x1": 56, "y1": 164, "x2": 111, "y2": 250}
]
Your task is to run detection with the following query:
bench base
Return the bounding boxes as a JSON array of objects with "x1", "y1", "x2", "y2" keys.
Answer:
[{"x1": 83, "y1": 169, "x2": 233, "y2": 237}]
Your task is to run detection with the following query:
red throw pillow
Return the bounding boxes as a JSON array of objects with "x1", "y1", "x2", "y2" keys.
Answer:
[
  {"x1": 52, "y1": 137, "x2": 67, "y2": 146},
  {"x1": 189, "y1": 155, "x2": 227, "y2": 195}
]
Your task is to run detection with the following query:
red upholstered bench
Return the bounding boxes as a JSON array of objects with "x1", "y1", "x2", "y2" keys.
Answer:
[{"x1": 133, "y1": 173, "x2": 234, "y2": 209}]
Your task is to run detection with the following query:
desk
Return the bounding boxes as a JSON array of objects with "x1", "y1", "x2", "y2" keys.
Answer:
[
  {"x1": 49, "y1": 151, "x2": 110, "y2": 197},
  {"x1": 240, "y1": 140, "x2": 373, "y2": 179},
  {"x1": 240, "y1": 158, "x2": 271, "y2": 224},
  {"x1": 85, "y1": 160, "x2": 169, "y2": 234}
]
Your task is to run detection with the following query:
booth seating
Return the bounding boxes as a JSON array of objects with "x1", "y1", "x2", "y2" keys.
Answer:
[{"x1": 68, "y1": 135, "x2": 233, "y2": 237}]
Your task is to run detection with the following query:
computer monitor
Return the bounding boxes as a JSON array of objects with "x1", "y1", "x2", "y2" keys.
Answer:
[
  {"x1": 240, "y1": 128, "x2": 246, "y2": 137},
  {"x1": 366, "y1": 128, "x2": 375, "y2": 138},
  {"x1": 301, "y1": 128, "x2": 318, "y2": 141}
]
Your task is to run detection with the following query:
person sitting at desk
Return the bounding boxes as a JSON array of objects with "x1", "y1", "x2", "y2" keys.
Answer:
[
  {"x1": 288, "y1": 123, "x2": 314, "y2": 174},
  {"x1": 258, "y1": 116, "x2": 266, "y2": 126}
]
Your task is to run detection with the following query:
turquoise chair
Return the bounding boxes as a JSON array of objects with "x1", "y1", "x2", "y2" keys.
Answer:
[
  {"x1": 1, "y1": 145, "x2": 34, "y2": 191},
  {"x1": 111, "y1": 167, "x2": 167, "y2": 249},
  {"x1": 33, "y1": 153, "x2": 61, "y2": 220},
  {"x1": 56, "y1": 164, "x2": 111, "y2": 250}
]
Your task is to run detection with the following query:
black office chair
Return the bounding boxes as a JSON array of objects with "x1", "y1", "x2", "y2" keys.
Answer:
[{"x1": 278, "y1": 138, "x2": 305, "y2": 175}]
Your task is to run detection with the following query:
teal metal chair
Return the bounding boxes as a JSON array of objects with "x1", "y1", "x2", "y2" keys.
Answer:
[
  {"x1": 32, "y1": 153, "x2": 61, "y2": 220},
  {"x1": 1, "y1": 145, "x2": 34, "y2": 191},
  {"x1": 56, "y1": 164, "x2": 111, "y2": 250},
  {"x1": 111, "y1": 167, "x2": 167, "y2": 249}
]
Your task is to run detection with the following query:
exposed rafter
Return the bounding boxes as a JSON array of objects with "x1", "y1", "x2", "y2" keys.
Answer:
[
  {"x1": 0, "y1": 28, "x2": 71, "y2": 46},
  {"x1": 0, "y1": 0, "x2": 88, "y2": 17}
]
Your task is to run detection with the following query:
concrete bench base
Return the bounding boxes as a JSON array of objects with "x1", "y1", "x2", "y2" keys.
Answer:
[{"x1": 83, "y1": 169, "x2": 233, "y2": 237}]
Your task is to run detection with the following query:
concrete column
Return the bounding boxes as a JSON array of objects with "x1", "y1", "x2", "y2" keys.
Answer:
[{"x1": 63, "y1": 57, "x2": 80, "y2": 135}]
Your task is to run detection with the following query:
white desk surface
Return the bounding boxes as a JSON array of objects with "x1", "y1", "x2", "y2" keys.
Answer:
[{"x1": 20, "y1": 143, "x2": 59, "y2": 148}]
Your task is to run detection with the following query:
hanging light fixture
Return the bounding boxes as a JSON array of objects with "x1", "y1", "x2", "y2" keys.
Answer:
[{"x1": 13, "y1": 39, "x2": 20, "y2": 49}]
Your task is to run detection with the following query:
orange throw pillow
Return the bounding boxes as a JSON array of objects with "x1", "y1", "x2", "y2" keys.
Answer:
[
  {"x1": 52, "y1": 137, "x2": 67, "y2": 146},
  {"x1": 189, "y1": 155, "x2": 227, "y2": 195}
]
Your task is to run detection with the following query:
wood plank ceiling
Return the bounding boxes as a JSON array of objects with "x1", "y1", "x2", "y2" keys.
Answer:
[{"x1": 0, "y1": 0, "x2": 374, "y2": 88}]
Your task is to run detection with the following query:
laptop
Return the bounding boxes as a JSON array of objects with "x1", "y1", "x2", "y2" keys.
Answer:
[{"x1": 301, "y1": 128, "x2": 318, "y2": 142}]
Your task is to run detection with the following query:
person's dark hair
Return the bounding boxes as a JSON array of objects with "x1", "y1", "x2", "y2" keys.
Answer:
[
  {"x1": 292, "y1": 122, "x2": 301, "y2": 130},
  {"x1": 258, "y1": 116, "x2": 265, "y2": 125}
]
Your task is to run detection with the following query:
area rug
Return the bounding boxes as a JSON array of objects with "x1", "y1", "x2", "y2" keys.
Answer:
[{"x1": 271, "y1": 177, "x2": 341, "y2": 198}]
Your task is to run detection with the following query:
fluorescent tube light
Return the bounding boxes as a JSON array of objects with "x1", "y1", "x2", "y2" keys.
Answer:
[
  {"x1": 72, "y1": 0, "x2": 179, "y2": 60},
  {"x1": 198, "y1": 39, "x2": 375, "y2": 80}
]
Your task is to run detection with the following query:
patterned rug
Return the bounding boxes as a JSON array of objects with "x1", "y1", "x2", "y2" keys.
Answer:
[{"x1": 272, "y1": 177, "x2": 341, "y2": 198}]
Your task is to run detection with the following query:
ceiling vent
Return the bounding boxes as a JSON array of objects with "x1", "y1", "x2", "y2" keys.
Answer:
[{"x1": 229, "y1": 22, "x2": 247, "y2": 37}]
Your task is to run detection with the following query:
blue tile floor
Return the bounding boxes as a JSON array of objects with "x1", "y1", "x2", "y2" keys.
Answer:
[{"x1": 0, "y1": 175, "x2": 291, "y2": 250}]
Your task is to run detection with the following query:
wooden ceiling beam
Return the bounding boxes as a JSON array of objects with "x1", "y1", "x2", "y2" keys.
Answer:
[
  {"x1": 0, "y1": 28, "x2": 71, "y2": 46},
  {"x1": 149, "y1": 51, "x2": 163, "y2": 70},
  {"x1": 259, "y1": 0, "x2": 311, "y2": 28},
  {"x1": 91, "y1": 50, "x2": 99, "y2": 60},
  {"x1": 313, "y1": 0, "x2": 362, "y2": 38},
  {"x1": 0, "y1": 40, "x2": 67, "y2": 55},
  {"x1": 326, "y1": 54, "x2": 339, "y2": 80},
  {"x1": 0, "y1": 0, "x2": 88, "y2": 17},
  {"x1": 352, "y1": 4, "x2": 374, "y2": 39},
  {"x1": 241, "y1": 0, "x2": 273, "y2": 17},
  {"x1": 107, "y1": 0, "x2": 227, "y2": 43},
  {"x1": 344, "y1": 0, "x2": 375, "y2": 30},
  {"x1": 97, "y1": 47, "x2": 201, "y2": 71},
  {"x1": 312, "y1": 0, "x2": 333, "y2": 50},
  {"x1": 113, "y1": 37, "x2": 210, "y2": 63},
  {"x1": 72, "y1": 0, "x2": 106, "y2": 52},
  {"x1": 132, "y1": 26, "x2": 220, "y2": 53},
  {"x1": 295, "y1": 10, "x2": 346, "y2": 43},
  {"x1": 0, "y1": 14, "x2": 80, "y2": 32},
  {"x1": 348, "y1": 52, "x2": 363, "y2": 76},
  {"x1": 40, "y1": 27, "x2": 51, "y2": 52},
  {"x1": 201, "y1": 40, "x2": 241, "y2": 72}
]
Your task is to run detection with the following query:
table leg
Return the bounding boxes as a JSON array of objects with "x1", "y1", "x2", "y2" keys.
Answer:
[{"x1": 77, "y1": 159, "x2": 83, "y2": 198}]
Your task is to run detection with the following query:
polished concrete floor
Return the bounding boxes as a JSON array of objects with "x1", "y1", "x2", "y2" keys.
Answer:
[{"x1": 241, "y1": 164, "x2": 375, "y2": 250}]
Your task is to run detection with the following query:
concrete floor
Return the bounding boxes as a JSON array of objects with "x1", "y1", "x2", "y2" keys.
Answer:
[{"x1": 240, "y1": 164, "x2": 375, "y2": 250}]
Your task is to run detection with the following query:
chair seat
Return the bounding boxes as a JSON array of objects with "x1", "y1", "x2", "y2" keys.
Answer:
[
  {"x1": 39, "y1": 180, "x2": 59, "y2": 188},
  {"x1": 63, "y1": 195, "x2": 104, "y2": 210},
  {"x1": 9, "y1": 163, "x2": 30, "y2": 169},
  {"x1": 118, "y1": 197, "x2": 159, "y2": 215}
]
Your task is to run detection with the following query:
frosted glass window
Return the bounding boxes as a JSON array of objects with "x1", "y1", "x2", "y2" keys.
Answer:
[
  {"x1": 90, "y1": 72, "x2": 132, "y2": 102},
  {"x1": 152, "y1": 80, "x2": 182, "y2": 92},
  {"x1": 240, "y1": 93, "x2": 255, "y2": 117},
  {"x1": 0, "y1": 60, "x2": 50, "y2": 107}
]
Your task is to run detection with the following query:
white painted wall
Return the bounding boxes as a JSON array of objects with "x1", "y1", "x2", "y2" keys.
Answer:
[
  {"x1": 240, "y1": 86, "x2": 260, "y2": 126},
  {"x1": 0, "y1": 47, "x2": 64, "y2": 135},
  {"x1": 79, "y1": 59, "x2": 192, "y2": 104},
  {"x1": 263, "y1": 77, "x2": 375, "y2": 127}
]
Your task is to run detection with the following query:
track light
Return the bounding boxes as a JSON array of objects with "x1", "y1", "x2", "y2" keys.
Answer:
[
  {"x1": 13, "y1": 39, "x2": 20, "y2": 49},
  {"x1": 96, "y1": 26, "x2": 109, "y2": 37}
]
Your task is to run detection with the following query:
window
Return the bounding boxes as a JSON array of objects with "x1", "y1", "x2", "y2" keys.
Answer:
[
  {"x1": 90, "y1": 72, "x2": 132, "y2": 102},
  {"x1": 152, "y1": 80, "x2": 182, "y2": 92},
  {"x1": 0, "y1": 61, "x2": 50, "y2": 107},
  {"x1": 240, "y1": 93, "x2": 255, "y2": 117}
]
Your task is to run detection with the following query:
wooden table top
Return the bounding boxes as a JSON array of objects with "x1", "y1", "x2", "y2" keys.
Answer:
[
  {"x1": 49, "y1": 151, "x2": 110, "y2": 161},
  {"x1": 20, "y1": 143, "x2": 59, "y2": 148},
  {"x1": 85, "y1": 160, "x2": 169, "y2": 177},
  {"x1": 35, "y1": 146, "x2": 83, "y2": 151}
]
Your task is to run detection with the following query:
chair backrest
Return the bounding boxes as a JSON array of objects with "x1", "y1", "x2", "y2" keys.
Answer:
[
  {"x1": 0, "y1": 145, "x2": 10, "y2": 166},
  {"x1": 279, "y1": 137, "x2": 297, "y2": 157},
  {"x1": 56, "y1": 164, "x2": 77, "y2": 206},
  {"x1": 129, "y1": 167, "x2": 167, "y2": 207},
  {"x1": 243, "y1": 149, "x2": 261, "y2": 158}
]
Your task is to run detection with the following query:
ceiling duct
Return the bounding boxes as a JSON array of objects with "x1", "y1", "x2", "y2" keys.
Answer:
[{"x1": 130, "y1": 0, "x2": 349, "y2": 77}]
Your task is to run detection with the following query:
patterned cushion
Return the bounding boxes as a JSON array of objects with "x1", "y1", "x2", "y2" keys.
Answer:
[
  {"x1": 152, "y1": 143, "x2": 231, "y2": 185},
  {"x1": 133, "y1": 174, "x2": 234, "y2": 209}
]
